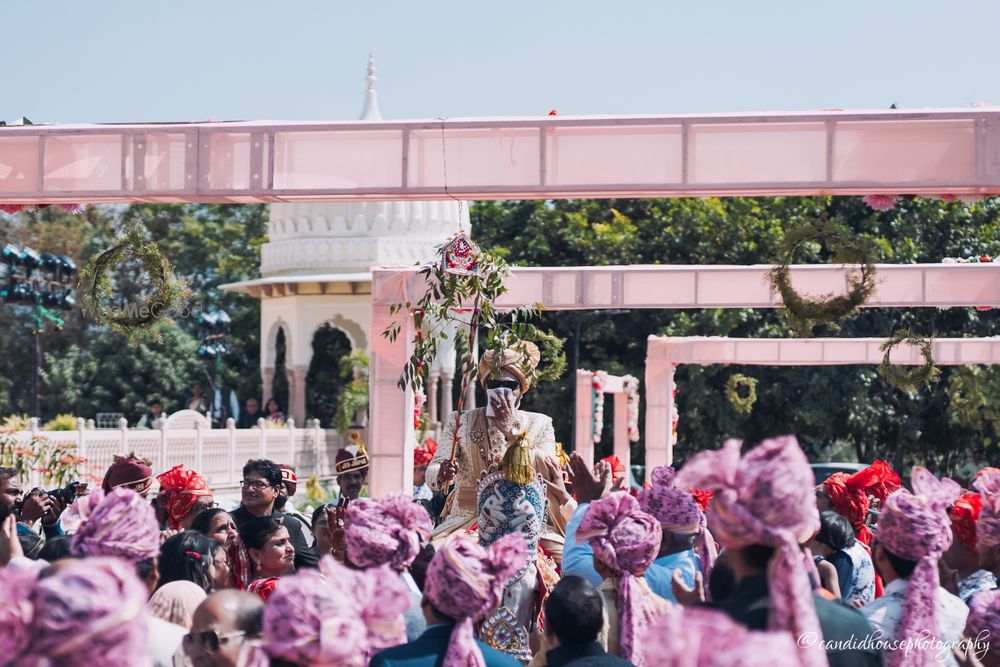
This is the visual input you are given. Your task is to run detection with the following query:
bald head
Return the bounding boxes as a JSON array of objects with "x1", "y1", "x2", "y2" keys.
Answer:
[{"x1": 187, "y1": 590, "x2": 263, "y2": 667}]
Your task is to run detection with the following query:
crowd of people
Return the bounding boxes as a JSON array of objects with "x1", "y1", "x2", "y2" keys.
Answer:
[
  {"x1": 135, "y1": 386, "x2": 288, "y2": 429},
  {"x1": 4, "y1": 346, "x2": 1000, "y2": 666}
]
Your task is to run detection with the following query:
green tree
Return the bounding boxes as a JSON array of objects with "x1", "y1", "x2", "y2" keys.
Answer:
[
  {"x1": 306, "y1": 324, "x2": 353, "y2": 427},
  {"x1": 472, "y1": 196, "x2": 1000, "y2": 472}
]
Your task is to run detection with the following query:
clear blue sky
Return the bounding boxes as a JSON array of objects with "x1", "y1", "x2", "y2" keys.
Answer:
[{"x1": 3, "y1": 0, "x2": 999, "y2": 124}]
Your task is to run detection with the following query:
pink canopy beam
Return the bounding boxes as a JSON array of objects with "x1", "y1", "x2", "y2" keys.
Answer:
[
  {"x1": 2, "y1": 108, "x2": 1000, "y2": 204},
  {"x1": 368, "y1": 263, "x2": 1000, "y2": 496},
  {"x1": 574, "y1": 370, "x2": 633, "y2": 471},
  {"x1": 645, "y1": 336, "x2": 1000, "y2": 473}
]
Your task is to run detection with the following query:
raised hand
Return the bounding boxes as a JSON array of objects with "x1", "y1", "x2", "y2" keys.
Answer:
[
  {"x1": 0, "y1": 514, "x2": 23, "y2": 565},
  {"x1": 569, "y1": 453, "x2": 612, "y2": 505},
  {"x1": 672, "y1": 569, "x2": 706, "y2": 607},
  {"x1": 437, "y1": 459, "x2": 460, "y2": 485}
]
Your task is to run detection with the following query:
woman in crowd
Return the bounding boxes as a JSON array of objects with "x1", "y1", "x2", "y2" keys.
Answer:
[
  {"x1": 158, "y1": 530, "x2": 232, "y2": 593},
  {"x1": 191, "y1": 506, "x2": 251, "y2": 589},
  {"x1": 238, "y1": 515, "x2": 295, "y2": 601},
  {"x1": 265, "y1": 398, "x2": 285, "y2": 424},
  {"x1": 147, "y1": 579, "x2": 207, "y2": 629}
]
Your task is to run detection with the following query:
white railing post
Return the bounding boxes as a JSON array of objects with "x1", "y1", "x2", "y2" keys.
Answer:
[
  {"x1": 258, "y1": 418, "x2": 267, "y2": 459},
  {"x1": 286, "y1": 417, "x2": 296, "y2": 466},
  {"x1": 312, "y1": 419, "x2": 323, "y2": 478},
  {"x1": 226, "y1": 418, "x2": 236, "y2": 486},
  {"x1": 118, "y1": 417, "x2": 128, "y2": 456},
  {"x1": 86, "y1": 418, "x2": 95, "y2": 430},
  {"x1": 158, "y1": 419, "x2": 167, "y2": 473},
  {"x1": 76, "y1": 417, "x2": 87, "y2": 463},
  {"x1": 195, "y1": 419, "x2": 205, "y2": 473},
  {"x1": 28, "y1": 418, "x2": 41, "y2": 488}
]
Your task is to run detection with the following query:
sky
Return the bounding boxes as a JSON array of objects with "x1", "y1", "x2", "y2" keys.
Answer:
[{"x1": 2, "y1": 1, "x2": 1000, "y2": 124}]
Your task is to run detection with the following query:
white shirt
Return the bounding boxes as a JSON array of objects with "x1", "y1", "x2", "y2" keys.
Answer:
[{"x1": 861, "y1": 578, "x2": 968, "y2": 667}]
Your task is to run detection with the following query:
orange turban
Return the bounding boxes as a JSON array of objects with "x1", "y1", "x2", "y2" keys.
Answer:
[
  {"x1": 822, "y1": 460, "x2": 900, "y2": 545},
  {"x1": 950, "y1": 492, "x2": 983, "y2": 552}
]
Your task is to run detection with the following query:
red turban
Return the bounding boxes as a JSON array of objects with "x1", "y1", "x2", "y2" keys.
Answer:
[
  {"x1": 822, "y1": 460, "x2": 900, "y2": 545},
  {"x1": 686, "y1": 488, "x2": 714, "y2": 513},
  {"x1": 950, "y1": 492, "x2": 983, "y2": 552},
  {"x1": 414, "y1": 438, "x2": 438, "y2": 468},
  {"x1": 278, "y1": 464, "x2": 297, "y2": 496},
  {"x1": 156, "y1": 465, "x2": 212, "y2": 530},
  {"x1": 599, "y1": 455, "x2": 627, "y2": 483},
  {"x1": 101, "y1": 453, "x2": 153, "y2": 495}
]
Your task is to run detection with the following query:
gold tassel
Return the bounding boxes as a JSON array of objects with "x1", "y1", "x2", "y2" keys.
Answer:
[{"x1": 502, "y1": 432, "x2": 535, "y2": 485}]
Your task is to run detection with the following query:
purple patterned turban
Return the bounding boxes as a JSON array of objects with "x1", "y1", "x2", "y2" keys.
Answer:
[
  {"x1": 876, "y1": 467, "x2": 961, "y2": 667},
  {"x1": 69, "y1": 488, "x2": 160, "y2": 563},
  {"x1": 973, "y1": 468, "x2": 1000, "y2": 549},
  {"x1": 966, "y1": 588, "x2": 1000, "y2": 661},
  {"x1": 262, "y1": 568, "x2": 367, "y2": 666},
  {"x1": 0, "y1": 567, "x2": 38, "y2": 658},
  {"x1": 321, "y1": 557, "x2": 412, "y2": 658},
  {"x1": 576, "y1": 493, "x2": 662, "y2": 666},
  {"x1": 645, "y1": 605, "x2": 803, "y2": 667},
  {"x1": 345, "y1": 493, "x2": 433, "y2": 570},
  {"x1": 675, "y1": 436, "x2": 825, "y2": 667},
  {"x1": 27, "y1": 558, "x2": 152, "y2": 667},
  {"x1": 638, "y1": 466, "x2": 718, "y2": 579},
  {"x1": 425, "y1": 533, "x2": 527, "y2": 667}
]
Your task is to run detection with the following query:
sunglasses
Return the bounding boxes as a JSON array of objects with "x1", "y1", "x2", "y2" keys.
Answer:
[
  {"x1": 183, "y1": 629, "x2": 247, "y2": 654},
  {"x1": 486, "y1": 380, "x2": 520, "y2": 392}
]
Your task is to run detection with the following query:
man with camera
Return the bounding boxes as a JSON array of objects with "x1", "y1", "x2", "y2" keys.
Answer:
[{"x1": 0, "y1": 467, "x2": 80, "y2": 558}]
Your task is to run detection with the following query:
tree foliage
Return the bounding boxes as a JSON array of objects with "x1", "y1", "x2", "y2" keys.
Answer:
[{"x1": 472, "y1": 196, "x2": 1000, "y2": 472}]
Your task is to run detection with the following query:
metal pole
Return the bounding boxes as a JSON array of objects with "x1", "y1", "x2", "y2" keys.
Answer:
[{"x1": 33, "y1": 303, "x2": 42, "y2": 419}]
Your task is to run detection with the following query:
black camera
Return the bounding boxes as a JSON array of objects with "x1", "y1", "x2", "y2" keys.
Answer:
[{"x1": 46, "y1": 481, "x2": 86, "y2": 505}]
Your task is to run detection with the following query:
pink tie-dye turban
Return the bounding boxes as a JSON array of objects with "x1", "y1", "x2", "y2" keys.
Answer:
[
  {"x1": 645, "y1": 604, "x2": 804, "y2": 667},
  {"x1": 639, "y1": 466, "x2": 718, "y2": 580},
  {"x1": 966, "y1": 588, "x2": 1000, "y2": 661},
  {"x1": 345, "y1": 493, "x2": 433, "y2": 570},
  {"x1": 0, "y1": 567, "x2": 38, "y2": 658},
  {"x1": 320, "y1": 556, "x2": 412, "y2": 658},
  {"x1": 425, "y1": 533, "x2": 527, "y2": 667},
  {"x1": 12, "y1": 558, "x2": 152, "y2": 667},
  {"x1": 973, "y1": 467, "x2": 1000, "y2": 549},
  {"x1": 69, "y1": 488, "x2": 160, "y2": 563},
  {"x1": 576, "y1": 493, "x2": 662, "y2": 666},
  {"x1": 675, "y1": 436, "x2": 825, "y2": 667},
  {"x1": 876, "y1": 467, "x2": 960, "y2": 667}
]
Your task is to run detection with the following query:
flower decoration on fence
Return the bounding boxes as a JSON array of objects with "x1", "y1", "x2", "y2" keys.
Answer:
[
  {"x1": 0, "y1": 203, "x2": 85, "y2": 215},
  {"x1": 878, "y1": 329, "x2": 940, "y2": 394},
  {"x1": 0, "y1": 430, "x2": 87, "y2": 487},
  {"x1": 382, "y1": 231, "x2": 566, "y2": 468},
  {"x1": 81, "y1": 224, "x2": 190, "y2": 340},
  {"x1": 862, "y1": 194, "x2": 992, "y2": 211},
  {"x1": 725, "y1": 374, "x2": 758, "y2": 414},
  {"x1": 591, "y1": 371, "x2": 607, "y2": 444},
  {"x1": 623, "y1": 375, "x2": 640, "y2": 443},
  {"x1": 862, "y1": 195, "x2": 899, "y2": 211},
  {"x1": 767, "y1": 216, "x2": 877, "y2": 336},
  {"x1": 671, "y1": 385, "x2": 679, "y2": 444}
]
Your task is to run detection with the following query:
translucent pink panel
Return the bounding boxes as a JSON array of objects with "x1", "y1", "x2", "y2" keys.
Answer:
[
  {"x1": 833, "y1": 120, "x2": 975, "y2": 183},
  {"x1": 870, "y1": 266, "x2": 925, "y2": 305},
  {"x1": 925, "y1": 266, "x2": 1000, "y2": 305},
  {"x1": 624, "y1": 270, "x2": 696, "y2": 304},
  {"x1": 548, "y1": 272, "x2": 580, "y2": 306},
  {"x1": 0, "y1": 135, "x2": 39, "y2": 193},
  {"x1": 43, "y1": 134, "x2": 123, "y2": 192},
  {"x1": 203, "y1": 132, "x2": 253, "y2": 191},
  {"x1": 734, "y1": 340, "x2": 781, "y2": 363},
  {"x1": 143, "y1": 133, "x2": 190, "y2": 191},
  {"x1": 407, "y1": 127, "x2": 540, "y2": 188},
  {"x1": 583, "y1": 272, "x2": 615, "y2": 305},
  {"x1": 495, "y1": 272, "x2": 544, "y2": 308},
  {"x1": 689, "y1": 123, "x2": 826, "y2": 184},
  {"x1": 273, "y1": 130, "x2": 403, "y2": 190},
  {"x1": 697, "y1": 269, "x2": 771, "y2": 305},
  {"x1": 546, "y1": 125, "x2": 682, "y2": 186}
]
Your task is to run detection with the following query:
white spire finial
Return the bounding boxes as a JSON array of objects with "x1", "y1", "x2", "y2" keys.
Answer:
[{"x1": 360, "y1": 53, "x2": 382, "y2": 121}]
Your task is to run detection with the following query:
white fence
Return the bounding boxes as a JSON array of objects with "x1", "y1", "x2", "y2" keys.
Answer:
[{"x1": 10, "y1": 410, "x2": 353, "y2": 493}]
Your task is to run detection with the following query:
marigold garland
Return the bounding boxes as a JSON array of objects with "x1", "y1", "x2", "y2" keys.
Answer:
[
  {"x1": 767, "y1": 217, "x2": 877, "y2": 336},
  {"x1": 81, "y1": 225, "x2": 189, "y2": 339},
  {"x1": 878, "y1": 330, "x2": 940, "y2": 394},
  {"x1": 725, "y1": 374, "x2": 758, "y2": 414}
]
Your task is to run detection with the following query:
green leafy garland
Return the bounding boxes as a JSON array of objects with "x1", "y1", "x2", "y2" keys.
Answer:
[
  {"x1": 767, "y1": 217, "x2": 877, "y2": 336},
  {"x1": 382, "y1": 244, "x2": 566, "y2": 396},
  {"x1": 878, "y1": 329, "x2": 940, "y2": 394},
  {"x1": 725, "y1": 374, "x2": 758, "y2": 414},
  {"x1": 81, "y1": 225, "x2": 189, "y2": 339}
]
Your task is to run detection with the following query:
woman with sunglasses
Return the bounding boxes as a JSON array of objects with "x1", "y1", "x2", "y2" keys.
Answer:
[
  {"x1": 239, "y1": 515, "x2": 295, "y2": 601},
  {"x1": 425, "y1": 343, "x2": 567, "y2": 556}
]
